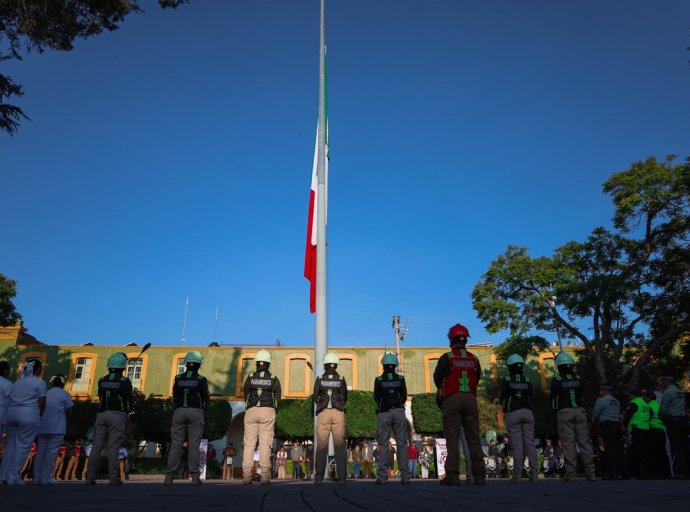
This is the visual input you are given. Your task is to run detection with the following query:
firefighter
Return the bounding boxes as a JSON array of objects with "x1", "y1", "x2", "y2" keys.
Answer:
[{"x1": 433, "y1": 323, "x2": 486, "y2": 485}]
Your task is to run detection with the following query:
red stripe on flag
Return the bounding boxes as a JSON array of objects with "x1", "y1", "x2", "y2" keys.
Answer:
[{"x1": 304, "y1": 189, "x2": 317, "y2": 313}]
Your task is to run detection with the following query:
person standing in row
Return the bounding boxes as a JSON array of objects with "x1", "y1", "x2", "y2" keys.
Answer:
[
  {"x1": 85, "y1": 352, "x2": 132, "y2": 486},
  {"x1": 499, "y1": 354, "x2": 537, "y2": 483},
  {"x1": 644, "y1": 390, "x2": 670, "y2": 479},
  {"x1": 433, "y1": 324, "x2": 486, "y2": 486},
  {"x1": 549, "y1": 352, "x2": 596, "y2": 482},
  {"x1": 0, "y1": 359, "x2": 46, "y2": 485},
  {"x1": 0, "y1": 361, "x2": 12, "y2": 439},
  {"x1": 313, "y1": 352, "x2": 348, "y2": 485},
  {"x1": 34, "y1": 374, "x2": 73, "y2": 484},
  {"x1": 362, "y1": 441, "x2": 373, "y2": 479},
  {"x1": 624, "y1": 388, "x2": 652, "y2": 479},
  {"x1": 222, "y1": 442, "x2": 237, "y2": 480},
  {"x1": 659, "y1": 375, "x2": 689, "y2": 479},
  {"x1": 592, "y1": 384, "x2": 624, "y2": 479},
  {"x1": 242, "y1": 350, "x2": 281, "y2": 485},
  {"x1": 164, "y1": 350, "x2": 209, "y2": 486},
  {"x1": 374, "y1": 353, "x2": 411, "y2": 485}
]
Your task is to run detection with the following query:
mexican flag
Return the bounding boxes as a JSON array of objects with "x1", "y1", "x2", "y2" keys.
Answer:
[{"x1": 304, "y1": 116, "x2": 328, "y2": 314}]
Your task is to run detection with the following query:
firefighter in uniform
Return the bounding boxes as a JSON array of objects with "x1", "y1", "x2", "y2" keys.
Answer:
[
  {"x1": 85, "y1": 352, "x2": 132, "y2": 486},
  {"x1": 373, "y1": 353, "x2": 411, "y2": 485},
  {"x1": 499, "y1": 354, "x2": 538, "y2": 482},
  {"x1": 242, "y1": 350, "x2": 281, "y2": 485},
  {"x1": 433, "y1": 323, "x2": 486, "y2": 485},
  {"x1": 313, "y1": 352, "x2": 348, "y2": 485},
  {"x1": 164, "y1": 350, "x2": 209, "y2": 485},
  {"x1": 549, "y1": 352, "x2": 596, "y2": 482},
  {"x1": 592, "y1": 384, "x2": 624, "y2": 479},
  {"x1": 659, "y1": 375, "x2": 690, "y2": 479}
]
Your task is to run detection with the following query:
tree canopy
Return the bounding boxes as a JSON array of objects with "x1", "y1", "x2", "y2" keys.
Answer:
[
  {"x1": 0, "y1": 0, "x2": 188, "y2": 135},
  {"x1": 0, "y1": 273, "x2": 21, "y2": 326},
  {"x1": 472, "y1": 155, "x2": 690, "y2": 385}
]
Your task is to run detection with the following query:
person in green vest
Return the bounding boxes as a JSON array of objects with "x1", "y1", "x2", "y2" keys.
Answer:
[
  {"x1": 499, "y1": 354, "x2": 537, "y2": 483},
  {"x1": 164, "y1": 350, "x2": 209, "y2": 486},
  {"x1": 85, "y1": 352, "x2": 132, "y2": 486},
  {"x1": 644, "y1": 390, "x2": 670, "y2": 479},
  {"x1": 548, "y1": 352, "x2": 596, "y2": 482},
  {"x1": 623, "y1": 389, "x2": 652, "y2": 479}
]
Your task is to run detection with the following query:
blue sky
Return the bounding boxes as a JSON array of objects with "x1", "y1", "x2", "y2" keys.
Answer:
[{"x1": 1, "y1": 0, "x2": 689, "y2": 349}]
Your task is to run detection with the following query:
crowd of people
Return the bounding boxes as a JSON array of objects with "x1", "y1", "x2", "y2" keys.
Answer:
[{"x1": 1, "y1": 322, "x2": 688, "y2": 487}]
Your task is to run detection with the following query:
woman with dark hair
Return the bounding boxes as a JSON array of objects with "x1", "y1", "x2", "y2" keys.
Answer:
[
  {"x1": 0, "y1": 359, "x2": 47, "y2": 485},
  {"x1": 34, "y1": 374, "x2": 74, "y2": 484}
]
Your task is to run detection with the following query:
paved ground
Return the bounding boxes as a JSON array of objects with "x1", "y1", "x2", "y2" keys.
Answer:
[{"x1": 1, "y1": 476, "x2": 689, "y2": 512}]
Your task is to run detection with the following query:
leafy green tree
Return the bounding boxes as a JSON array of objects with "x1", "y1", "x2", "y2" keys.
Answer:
[
  {"x1": 0, "y1": 273, "x2": 22, "y2": 326},
  {"x1": 204, "y1": 399, "x2": 232, "y2": 441},
  {"x1": 0, "y1": 0, "x2": 188, "y2": 135},
  {"x1": 275, "y1": 399, "x2": 313, "y2": 440},
  {"x1": 473, "y1": 155, "x2": 690, "y2": 385},
  {"x1": 411, "y1": 393, "x2": 442, "y2": 436},
  {"x1": 345, "y1": 391, "x2": 378, "y2": 440},
  {"x1": 493, "y1": 335, "x2": 553, "y2": 362},
  {"x1": 65, "y1": 399, "x2": 99, "y2": 441},
  {"x1": 128, "y1": 390, "x2": 174, "y2": 457}
]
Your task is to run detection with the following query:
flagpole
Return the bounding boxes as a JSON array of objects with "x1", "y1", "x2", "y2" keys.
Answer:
[
  {"x1": 315, "y1": 0, "x2": 328, "y2": 378},
  {"x1": 313, "y1": 0, "x2": 328, "y2": 471}
]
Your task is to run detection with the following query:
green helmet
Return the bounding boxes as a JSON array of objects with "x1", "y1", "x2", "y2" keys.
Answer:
[
  {"x1": 555, "y1": 352, "x2": 574, "y2": 366},
  {"x1": 184, "y1": 350, "x2": 203, "y2": 365},
  {"x1": 107, "y1": 352, "x2": 127, "y2": 369},
  {"x1": 381, "y1": 353, "x2": 399, "y2": 366},
  {"x1": 323, "y1": 352, "x2": 340, "y2": 366},
  {"x1": 506, "y1": 354, "x2": 524, "y2": 366},
  {"x1": 255, "y1": 350, "x2": 272, "y2": 364}
]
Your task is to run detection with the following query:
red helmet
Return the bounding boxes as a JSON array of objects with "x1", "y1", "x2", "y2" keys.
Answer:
[{"x1": 447, "y1": 323, "x2": 470, "y2": 340}]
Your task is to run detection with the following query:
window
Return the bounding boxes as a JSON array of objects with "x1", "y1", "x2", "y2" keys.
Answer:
[
  {"x1": 72, "y1": 357, "x2": 93, "y2": 394},
  {"x1": 423, "y1": 353, "x2": 444, "y2": 392},
  {"x1": 176, "y1": 358, "x2": 186, "y2": 376},
  {"x1": 284, "y1": 353, "x2": 311, "y2": 397},
  {"x1": 127, "y1": 358, "x2": 143, "y2": 389}
]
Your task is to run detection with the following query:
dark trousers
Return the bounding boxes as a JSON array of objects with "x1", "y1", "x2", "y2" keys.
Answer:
[
  {"x1": 665, "y1": 417, "x2": 690, "y2": 477},
  {"x1": 648, "y1": 428, "x2": 670, "y2": 478},
  {"x1": 600, "y1": 421, "x2": 624, "y2": 478},
  {"x1": 629, "y1": 428, "x2": 652, "y2": 478}
]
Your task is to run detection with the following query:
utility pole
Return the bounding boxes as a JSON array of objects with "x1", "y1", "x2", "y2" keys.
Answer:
[{"x1": 391, "y1": 315, "x2": 407, "y2": 374}]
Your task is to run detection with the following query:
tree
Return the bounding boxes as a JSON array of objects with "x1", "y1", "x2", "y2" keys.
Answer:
[
  {"x1": 204, "y1": 399, "x2": 232, "y2": 441},
  {"x1": 0, "y1": 273, "x2": 22, "y2": 326},
  {"x1": 275, "y1": 399, "x2": 313, "y2": 440},
  {"x1": 472, "y1": 155, "x2": 690, "y2": 385},
  {"x1": 128, "y1": 391, "x2": 174, "y2": 457},
  {"x1": 0, "y1": 0, "x2": 188, "y2": 135},
  {"x1": 345, "y1": 391, "x2": 378, "y2": 440}
]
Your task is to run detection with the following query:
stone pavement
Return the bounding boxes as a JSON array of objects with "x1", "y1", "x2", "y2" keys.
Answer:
[{"x1": 1, "y1": 476, "x2": 689, "y2": 512}]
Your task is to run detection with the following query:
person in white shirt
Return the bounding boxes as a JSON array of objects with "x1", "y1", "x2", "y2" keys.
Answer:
[
  {"x1": 0, "y1": 359, "x2": 47, "y2": 485},
  {"x1": 0, "y1": 361, "x2": 13, "y2": 439},
  {"x1": 33, "y1": 375, "x2": 74, "y2": 484}
]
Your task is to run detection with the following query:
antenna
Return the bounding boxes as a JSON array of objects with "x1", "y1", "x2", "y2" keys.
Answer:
[
  {"x1": 213, "y1": 305, "x2": 219, "y2": 343},
  {"x1": 181, "y1": 297, "x2": 189, "y2": 344}
]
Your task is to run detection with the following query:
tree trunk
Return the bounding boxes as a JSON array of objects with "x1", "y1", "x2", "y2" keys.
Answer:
[{"x1": 594, "y1": 351, "x2": 608, "y2": 384}]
